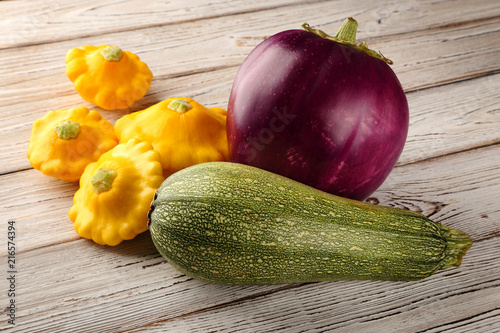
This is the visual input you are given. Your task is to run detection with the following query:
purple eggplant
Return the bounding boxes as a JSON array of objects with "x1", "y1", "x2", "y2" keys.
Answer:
[{"x1": 227, "y1": 18, "x2": 408, "y2": 201}]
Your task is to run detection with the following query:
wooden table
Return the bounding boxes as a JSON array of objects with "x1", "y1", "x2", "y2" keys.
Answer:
[{"x1": 1, "y1": 0, "x2": 499, "y2": 332}]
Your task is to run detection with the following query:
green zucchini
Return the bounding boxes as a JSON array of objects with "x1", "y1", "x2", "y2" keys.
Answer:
[{"x1": 148, "y1": 162, "x2": 472, "y2": 285}]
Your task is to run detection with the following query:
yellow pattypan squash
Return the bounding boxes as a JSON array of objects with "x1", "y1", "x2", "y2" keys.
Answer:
[
  {"x1": 69, "y1": 138, "x2": 164, "y2": 246},
  {"x1": 66, "y1": 45, "x2": 153, "y2": 110},
  {"x1": 114, "y1": 97, "x2": 230, "y2": 177},
  {"x1": 27, "y1": 106, "x2": 118, "y2": 182}
]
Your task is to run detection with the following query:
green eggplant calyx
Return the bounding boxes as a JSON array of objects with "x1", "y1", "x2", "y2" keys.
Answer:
[{"x1": 302, "y1": 17, "x2": 393, "y2": 65}]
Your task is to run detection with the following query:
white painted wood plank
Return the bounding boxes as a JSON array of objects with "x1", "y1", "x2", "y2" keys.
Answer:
[
  {"x1": 2, "y1": 1, "x2": 500, "y2": 106},
  {"x1": 1, "y1": 7, "x2": 499, "y2": 174},
  {"x1": 373, "y1": 146, "x2": 500, "y2": 243},
  {"x1": 400, "y1": 74, "x2": 500, "y2": 165},
  {"x1": 0, "y1": 232, "x2": 286, "y2": 333},
  {"x1": 3, "y1": 0, "x2": 499, "y2": 49},
  {"x1": 383, "y1": 19, "x2": 500, "y2": 90},
  {"x1": 0, "y1": 0, "x2": 306, "y2": 48},
  {"x1": 85, "y1": 238, "x2": 500, "y2": 333},
  {"x1": 0, "y1": 170, "x2": 80, "y2": 251},
  {"x1": 425, "y1": 309, "x2": 500, "y2": 333}
]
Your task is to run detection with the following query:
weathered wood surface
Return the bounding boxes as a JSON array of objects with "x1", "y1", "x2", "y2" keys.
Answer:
[{"x1": 1, "y1": 0, "x2": 499, "y2": 332}]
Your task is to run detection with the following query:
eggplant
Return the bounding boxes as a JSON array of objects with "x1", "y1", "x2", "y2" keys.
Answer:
[{"x1": 227, "y1": 18, "x2": 408, "y2": 201}]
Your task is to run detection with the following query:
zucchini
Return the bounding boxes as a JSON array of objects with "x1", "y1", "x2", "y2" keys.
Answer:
[{"x1": 148, "y1": 162, "x2": 472, "y2": 285}]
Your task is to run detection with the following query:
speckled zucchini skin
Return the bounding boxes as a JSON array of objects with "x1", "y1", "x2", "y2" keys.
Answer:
[{"x1": 148, "y1": 162, "x2": 472, "y2": 285}]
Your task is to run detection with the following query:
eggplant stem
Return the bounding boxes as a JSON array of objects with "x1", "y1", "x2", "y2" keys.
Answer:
[
  {"x1": 334, "y1": 17, "x2": 358, "y2": 43},
  {"x1": 302, "y1": 18, "x2": 394, "y2": 65}
]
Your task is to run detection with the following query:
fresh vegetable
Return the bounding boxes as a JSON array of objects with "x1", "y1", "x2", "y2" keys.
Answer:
[
  {"x1": 66, "y1": 45, "x2": 153, "y2": 110},
  {"x1": 209, "y1": 107, "x2": 228, "y2": 116},
  {"x1": 69, "y1": 138, "x2": 163, "y2": 246},
  {"x1": 114, "y1": 97, "x2": 230, "y2": 178},
  {"x1": 27, "y1": 106, "x2": 118, "y2": 182},
  {"x1": 149, "y1": 162, "x2": 472, "y2": 285},
  {"x1": 226, "y1": 17, "x2": 409, "y2": 201}
]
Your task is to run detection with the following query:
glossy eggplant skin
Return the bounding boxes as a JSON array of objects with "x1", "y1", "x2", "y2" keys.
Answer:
[{"x1": 227, "y1": 29, "x2": 408, "y2": 201}]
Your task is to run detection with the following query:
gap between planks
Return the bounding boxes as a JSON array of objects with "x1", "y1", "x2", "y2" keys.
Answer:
[
  {"x1": 3, "y1": 0, "x2": 500, "y2": 50},
  {"x1": 3, "y1": 68, "x2": 498, "y2": 177},
  {"x1": 0, "y1": 0, "x2": 326, "y2": 50},
  {"x1": 111, "y1": 238, "x2": 500, "y2": 332},
  {"x1": 396, "y1": 139, "x2": 500, "y2": 167}
]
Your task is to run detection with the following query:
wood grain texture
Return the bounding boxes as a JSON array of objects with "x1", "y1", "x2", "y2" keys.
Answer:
[
  {"x1": 0, "y1": 0, "x2": 307, "y2": 48},
  {"x1": 37, "y1": 237, "x2": 496, "y2": 333},
  {"x1": 3, "y1": 83, "x2": 499, "y2": 252},
  {"x1": 1, "y1": 1, "x2": 500, "y2": 175},
  {"x1": 402, "y1": 74, "x2": 500, "y2": 164},
  {"x1": 2, "y1": 141, "x2": 499, "y2": 333},
  {"x1": 1, "y1": 0, "x2": 499, "y2": 332},
  {"x1": 3, "y1": 0, "x2": 500, "y2": 49}
]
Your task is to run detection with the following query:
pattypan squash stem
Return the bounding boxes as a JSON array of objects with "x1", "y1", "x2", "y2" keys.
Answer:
[
  {"x1": 302, "y1": 18, "x2": 393, "y2": 65},
  {"x1": 168, "y1": 99, "x2": 193, "y2": 113},
  {"x1": 100, "y1": 46, "x2": 123, "y2": 62},
  {"x1": 91, "y1": 167, "x2": 117, "y2": 193},
  {"x1": 55, "y1": 120, "x2": 80, "y2": 140}
]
